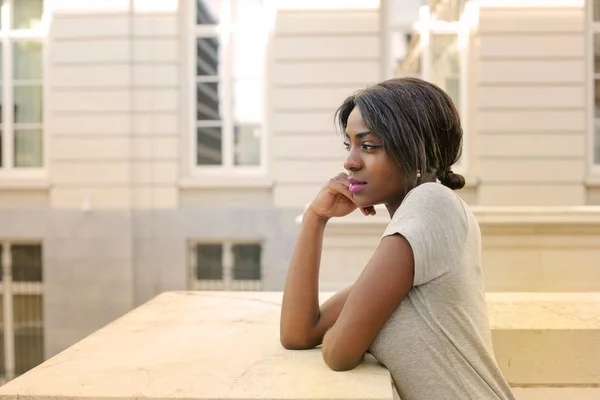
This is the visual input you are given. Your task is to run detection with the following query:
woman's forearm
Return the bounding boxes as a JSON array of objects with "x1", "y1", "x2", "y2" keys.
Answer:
[{"x1": 280, "y1": 211, "x2": 328, "y2": 349}]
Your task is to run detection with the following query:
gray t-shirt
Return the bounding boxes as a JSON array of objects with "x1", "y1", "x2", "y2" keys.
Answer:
[{"x1": 369, "y1": 182, "x2": 515, "y2": 400}]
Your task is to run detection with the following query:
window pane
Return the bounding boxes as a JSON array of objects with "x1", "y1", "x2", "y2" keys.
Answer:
[
  {"x1": 196, "y1": 82, "x2": 220, "y2": 120},
  {"x1": 14, "y1": 129, "x2": 43, "y2": 168},
  {"x1": 13, "y1": 0, "x2": 44, "y2": 30},
  {"x1": 232, "y1": 244, "x2": 261, "y2": 280},
  {"x1": 14, "y1": 86, "x2": 42, "y2": 123},
  {"x1": 596, "y1": 80, "x2": 600, "y2": 164},
  {"x1": 233, "y1": 79, "x2": 261, "y2": 123},
  {"x1": 0, "y1": 297, "x2": 5, "y2": 378},
  {"x1": 231, "y1": 32, "x2": 265, "y2": 78},
  {"x1": 595, "y1": 34, "x2": 600, "y2": 74},
  {"x1": 197, "y1": 0, "x2": 221, "y2": 25},
  {"x1": 595, "y1": 0, "x2": 600, "y2": 21},
  {"x1": 197, "y1": 126, "x2": 222, "y2": 165},
  {"x1": 12, "y1": 245, "x2": 42, "y2": 282},
  {"x1": 196, "y1": 244, "x2": 223, "y2": 280},
  {"x1": 14, "y1": 41, "x2": 42, "y2": 80},
  {"x1": 13, "y1": 295, "x2": 44, "y2": 376},
  {"x1": 196, "y1": 37, "x2": 219, "y2": 76},
  {"x1": 234, "y1": 125, "x2": 260, "y2": 166}
]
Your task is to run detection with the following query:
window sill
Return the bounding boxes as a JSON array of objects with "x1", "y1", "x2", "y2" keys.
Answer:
[{"x1": 179, "y1": 176, "x2": 274, "y2": 189}]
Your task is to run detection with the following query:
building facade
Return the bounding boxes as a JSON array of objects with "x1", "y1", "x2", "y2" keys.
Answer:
[{"x1": 0, "y1": 0, "x2": 598, "y2": 384}]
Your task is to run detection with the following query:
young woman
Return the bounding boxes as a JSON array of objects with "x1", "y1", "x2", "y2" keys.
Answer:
[{"x1": 280, "y1": 78, "x2": 515, "y2": 399}]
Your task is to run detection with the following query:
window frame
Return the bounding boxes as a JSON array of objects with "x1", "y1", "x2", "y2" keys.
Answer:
[
  {"x1": 188, "y1": 239, "x2": 263, "y2": 291},
  {"x1": 0, "y1": 0, "x2": 48, "y2": 178},
  {"x1": 588, "y1": 0, "x2": 600, "y2": 173},
  {"x1": 189, "y1": 0, "x2": 269, "y2": 177},
  {"x1": 0, "y1": 240, "x2": 44, "y2": 383}
]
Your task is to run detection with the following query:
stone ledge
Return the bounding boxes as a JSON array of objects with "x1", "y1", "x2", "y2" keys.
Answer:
[
  {"x1": 0, "y1": 292, "x2": 598, "y2": 399},
  {"x1": 0, "y1": 291, "x2": 392, "y2": 400}
]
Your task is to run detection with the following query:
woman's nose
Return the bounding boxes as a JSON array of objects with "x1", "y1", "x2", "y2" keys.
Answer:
[{"x1": 343, "y1": 148, "x2": 362, "y2": 172}]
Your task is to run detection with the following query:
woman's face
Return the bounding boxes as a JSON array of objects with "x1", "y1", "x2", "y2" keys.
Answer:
[{"x1": 343, "y1": 106, "x2": 409, "y2": 216}]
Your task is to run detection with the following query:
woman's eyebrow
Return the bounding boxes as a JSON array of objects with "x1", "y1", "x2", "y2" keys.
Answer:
[{"x1": 345, "y1": 131, "x2": 373, "y2": 140}]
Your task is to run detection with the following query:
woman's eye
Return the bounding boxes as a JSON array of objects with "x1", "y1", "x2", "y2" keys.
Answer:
[
  {"x1": 362, "y1": 143, "x2": 377, "y2": 150},
  {"x1": 343, "y1": 142, "x2": 351, "y2": 150}
]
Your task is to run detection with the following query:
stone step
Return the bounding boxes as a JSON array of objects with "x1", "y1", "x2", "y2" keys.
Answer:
[{"x1": 488, "y1": 292, "x2": 600, "y2": 386}]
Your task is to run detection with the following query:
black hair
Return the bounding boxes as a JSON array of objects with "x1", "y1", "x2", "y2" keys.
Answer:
[{"x1": 335, "y1": 77, "x2": 465, "y2": 190}]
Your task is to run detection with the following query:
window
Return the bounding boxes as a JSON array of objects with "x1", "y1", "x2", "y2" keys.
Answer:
[
  {"x1": 396, "y1": 4, "x2": 468, "y2": 171},
  {"x1": 0, "y1": 0, "x2": 45, "y2": 172},
  {"x1": 0, "y1": 242, "x2": 44, "y2": 384},
  {"x1": 592, "y1": 0, "x2": 600, "y2": 165},
  {"x1": 189, "y1": 241, "x2": 262, "y2": 291},
  {"x1": 192, "y1": 0, "x2": 267, "y2": 172}
]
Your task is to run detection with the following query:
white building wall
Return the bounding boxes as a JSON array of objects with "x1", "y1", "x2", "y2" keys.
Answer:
[
  {"x1": 49, "y1": 0, "x2": 180, "y2": 210},
  {"x1": 474, "y1": 4, "x2": 587, "y2": 206},
  {"x1": 271, "y1": 10, "x2": 382, "y2": 208}
]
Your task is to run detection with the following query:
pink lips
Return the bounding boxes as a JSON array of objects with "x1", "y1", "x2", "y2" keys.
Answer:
[{"x1": 348, "y1": 178, "x2": 367, "y2": 193}]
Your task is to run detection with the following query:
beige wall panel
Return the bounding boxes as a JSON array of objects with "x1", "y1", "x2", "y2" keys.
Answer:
[
  {"x1": 273, "y1": 184, "x2": 324, "y2": 208},
  {"x1": 132, "y1": 65, "x2": 179, "y2": 87},
  {"x1": 478, "y1": 86, "x2": 585, "y2": 109},
  {"x1": 0, "y1": 191, "x2": 49, "y2": 209},
  {"x1": 274, "y1": 87, "x2": 359, "y2": 110},
  {"x1": 273, "y1": 112, "x2": 337, "y2": 133},
  {"x1": 131, "y1": 187, "x2": 178, "y2": 209},
  {"x1": 274, "y1": 61, "x2": 379, "y2": 85},
  {"x1": 51, "y1": 162, "x2": 129, "y2": 185},
  {"x1": 482, "y1": 248, "x2": 600, "y2": 292},
  {"x1": 51, "y1": 65, "x2": 129, "y2": 88},
  {"x1": 51, "y1": 40, "x2": 130, "y2": 64},
  {"x1": 275, "y1": 36, "x2": 380, "y2": 60},
  {"x1": 274, "y1": 160, "x2": 344, "y2": 183},
  {"x1": 53, "y1": 65, "x2": 178, "y2": 88},
  {"x1": 477, "y1": 110, "x2": 585, "y2": 132},
  {"x1": 131, "y1": 137, "x2": 178, "y2": 160},
  {"x1": 133, "y1": 15, "x2": 178, "y2": 36},
  {"x1": 131, "y1": 161, "x2": 178, "y2": 184},
  {"x1": 480, "y1": 159, "x2": 584, "y2": 183},
  {"x1": 320, "y1": 247, "x2": 373, "y2": 291},
  {"x1": 275, "y1": 12, "x2": 379, "y2": 34},
  {"x1": 51, "y1": 91, "x2": 130, "y2": 112},
  {"x1": 50, "y1": 187, "x2": 131, "y2": 209},
  {"x1": 274, "y1": 134, "x2": 345, "y2": 159},
  {"x1": 179, "y1": 188, "x2": 272, "y2": 206},
  {"x1": 52, "y1": 137, "x2": 130, "y2": 160},
  {"x1": 478, "y1": 184, "x2": 585, "y2": 206},
  {"x1": 478, "y1": 35, "x2": 584, "y2": 59},
  {"x1": 133, "y1": 39, "x2": 178, "y2": 62},
  {"x1": 587, "y1": 186, "x2": 600, "y2": 204},
  {"x1": 478, "y1": 9, "x2": 583, "y2": 33},
  {"x1": 478, "y1": 60, "x2": 584, "y2": 84},
  {"x1": 479, "y1": 134, "x2": 585, "y2": 158},
  {"x1": 133, "y1": 90, "x2": 178, "y2": 112},
  {"x1": 51, "y1": 16, "x2": 128, "y2": 38},
  {"x1": 49, "y1": 114, "x2": 131, "y2": 135},
  {"x1": 133, "y1": 114, "x2": 179, "y2": 134},
  {"x1": 51, "y1": 0, "x2": 129, "y2": 13}
]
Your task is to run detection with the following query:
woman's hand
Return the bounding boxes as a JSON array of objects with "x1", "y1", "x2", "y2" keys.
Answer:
[{"x1": 307, "y1": 173, "x2": 376, "y2": 221}]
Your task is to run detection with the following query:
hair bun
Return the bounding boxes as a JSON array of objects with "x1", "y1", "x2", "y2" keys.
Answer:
[{"x1": 439, "y1": 169, "x2": 465, "y2": 190}]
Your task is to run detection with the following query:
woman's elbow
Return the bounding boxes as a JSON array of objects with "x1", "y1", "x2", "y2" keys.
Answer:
[
  {"x1": 322, "y1": 344, "x2": 361, "y2": 371},
  {"x1": 280, "y1": 330, "x2": 316, "y2": 350}
]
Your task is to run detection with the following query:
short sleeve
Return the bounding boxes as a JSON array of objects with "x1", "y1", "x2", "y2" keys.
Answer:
[{"x1": 382, "y1": 183, "x2": 469, "y2": 286}]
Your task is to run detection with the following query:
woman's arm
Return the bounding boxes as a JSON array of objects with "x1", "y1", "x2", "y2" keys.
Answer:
[
  {"x1": 280, "y1": 173, "x2": 371, "y2": 350},
  {"x1": 280, "y1": 210, "x2": 353, "y2": 349}
]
